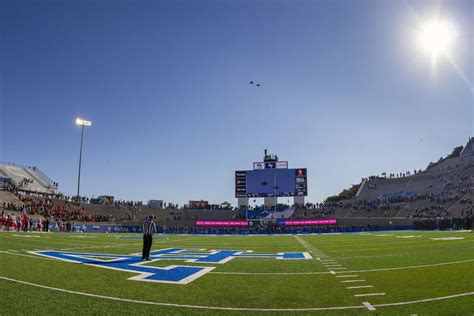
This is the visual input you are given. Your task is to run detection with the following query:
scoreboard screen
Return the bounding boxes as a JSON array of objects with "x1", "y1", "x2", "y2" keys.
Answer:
[{"x1": 235, "y1": 168, "x2": 307, "y2": 198}]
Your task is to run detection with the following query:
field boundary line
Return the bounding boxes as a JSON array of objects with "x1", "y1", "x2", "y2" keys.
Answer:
[
  {"x1": 0, "y1": 251, "x2": 57, "y2": 261},
  {"x1": 0, "y1": 276, "x2": 363, "y2": 311},
  {"x1": 2, "y1": 234, "x2": 128, "y2": 246},
  {"x1": 325, "y1": 240, "x2": 473, "y2": 253},
  {"x1": 209, "y1": 258, "x2": 474, "y2": 275},
  {"x1": 0, "y1": 276, "x2": 473, "y2": 312},
  {"x1": 0, "y1": 238, "x2": 142, "y2": 252},
  {"x1": 331, "y1": 246, "x2": 474, "y2": 259},
  {"x1": 341, "y1": 259, "x2": 474, "y2": 273},
  {"x1": 0, "y1": 237, "x2": 129, "y2": 249},
  {"x1": 374, "y1": 292, "x2": 474, "y2": 308},
  {"x1": 321, "y1": 236, "x2": 474, "y2": 250}
]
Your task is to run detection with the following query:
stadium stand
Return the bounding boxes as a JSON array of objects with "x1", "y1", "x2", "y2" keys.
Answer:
[
  {"x1": 1, "y1": 138, "x2": 472, "y2": 232},
  {"x1": 0, "y1": 162, "x2": 58, "y2": 194}
]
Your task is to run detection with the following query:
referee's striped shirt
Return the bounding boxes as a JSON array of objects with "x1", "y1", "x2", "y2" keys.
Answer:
[{"x1": 143, "y1": 218, "x2": 156, "y2": 235}]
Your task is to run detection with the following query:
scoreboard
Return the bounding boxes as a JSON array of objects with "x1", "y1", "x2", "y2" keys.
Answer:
[{"x1": 235, "y1": 168, "x2": 307, "y2": 198}]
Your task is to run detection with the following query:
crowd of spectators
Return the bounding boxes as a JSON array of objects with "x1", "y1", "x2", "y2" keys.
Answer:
[
  {"x1": 166, "y1": 210, "x2": 184, "y2": 221},
  {"x1": 413, "y1": 215, "x2": 472, "y2": 230},
  {"x1": 113, "y1": 200, "x2": 143, "y2": 208},
  {"x1": 185, "y1": 203, "x2": 234, "y2": 211},
  {"x1": 11, "y1": 188, "x2": 144, "y2": 209},
  {"x1": 152, "y1": 224, "x2": 383, "y2": 235},
  {"x1": 1, "y1": 211, "x2": 50, "y2": 232},
  {"x1": 292, "y1": 208, "x2": 334, "y2": 219},
  {"x1": 16, "y1": 177, "x2": 33, "y2": 190},
  {"x1": 409, "y1": 206, "x2": 450, "y2": 219},
  {"x1": 2, "y1": 196, "x2": 131, "y2": 223},
  {"x1": 361, "y1": 169, "x2": 423, "y2": 182}
]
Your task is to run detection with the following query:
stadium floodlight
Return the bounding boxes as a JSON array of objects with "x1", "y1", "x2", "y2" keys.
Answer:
[
  {"x1": 76, "y1": 118, "x2": 92, "y2": 126},
  {"x1": 75, "y1": 117, "x2": 92, "y2": 202}
]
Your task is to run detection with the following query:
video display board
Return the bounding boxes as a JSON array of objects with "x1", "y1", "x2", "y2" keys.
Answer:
[{"x1": 235, "y1": 168, "x2": 307, "y2": 198}]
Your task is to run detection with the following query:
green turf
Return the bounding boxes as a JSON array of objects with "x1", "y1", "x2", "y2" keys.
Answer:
[{"x1": 0, "y1": 231, "x2": 473, "y2": 315}]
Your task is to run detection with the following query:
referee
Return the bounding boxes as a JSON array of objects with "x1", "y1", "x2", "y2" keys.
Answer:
[{"x1": 142, "y1": 215, "x2": 156, "y2": 261}]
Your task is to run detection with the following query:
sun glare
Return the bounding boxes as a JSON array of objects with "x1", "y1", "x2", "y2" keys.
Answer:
[{"x1": 418, "y1": 19, "x2": 456, "y2": 58}]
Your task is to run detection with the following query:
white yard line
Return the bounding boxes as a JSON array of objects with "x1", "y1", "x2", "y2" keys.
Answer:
[
  {"x1": 340, "y1": 280, "x2": 366, "y2": 283},
  {"x1": 347, "y1": 285, "x2": 374, "y2": 289},
  {"x1": 354, "y1": 293, "x2": 386, "y2": 297},
  {"x1": 293, "y1": 235, "x2": 329, "y2": 259},
  {"x1": 210, "y1": 271, "x2": 331, "y2": 275}
]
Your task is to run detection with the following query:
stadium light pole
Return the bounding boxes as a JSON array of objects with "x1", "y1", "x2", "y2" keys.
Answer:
[{"x1": 75, "y1": 118, "x2": 92, "y2": 202}]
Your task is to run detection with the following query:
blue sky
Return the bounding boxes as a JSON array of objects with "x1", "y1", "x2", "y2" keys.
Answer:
[{"x1": 0, "y1": 0, "x2": 472, "y2": 205}]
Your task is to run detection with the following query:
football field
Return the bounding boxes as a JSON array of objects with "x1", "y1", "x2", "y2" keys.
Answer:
[{"x1": 0, "y1": 230, "x2": 473, "y2": 315}]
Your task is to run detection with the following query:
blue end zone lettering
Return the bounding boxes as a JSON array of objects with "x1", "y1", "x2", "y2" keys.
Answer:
[{"x1": 30, "y1": 248, "x2": 312, "y2": 284}]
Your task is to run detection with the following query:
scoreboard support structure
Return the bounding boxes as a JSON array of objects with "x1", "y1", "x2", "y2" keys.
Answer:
[{"x1": 238, "y1": 196, "x2": 305, "y2": 209}]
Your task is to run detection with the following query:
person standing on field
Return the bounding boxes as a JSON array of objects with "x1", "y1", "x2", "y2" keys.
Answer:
[{"x1": 142, "y1": 215, "x2": 156, "y2": 261}]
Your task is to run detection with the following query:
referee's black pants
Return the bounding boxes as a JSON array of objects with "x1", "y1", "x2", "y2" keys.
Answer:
[{"x1": 142, "y1": 234, "x2": 153, "y2": 259}]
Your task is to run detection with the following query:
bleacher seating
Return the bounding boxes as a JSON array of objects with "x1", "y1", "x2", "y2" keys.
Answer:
[
  {"x1": 0, "y1": 162, "x2": 57, "y2": 194},
  {"x1": 356, "y1": 157, "x2": 473, "y2": 200}
]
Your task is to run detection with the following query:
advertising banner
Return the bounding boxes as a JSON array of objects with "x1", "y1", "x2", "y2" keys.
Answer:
[{"x1": 278, "y1": 219, "x2": 337, "y2": 226}]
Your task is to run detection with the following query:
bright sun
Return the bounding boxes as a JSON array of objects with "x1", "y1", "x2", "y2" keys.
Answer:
[{"x1": 418, "y1": 19, "x2": 456, "y2": 58}]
